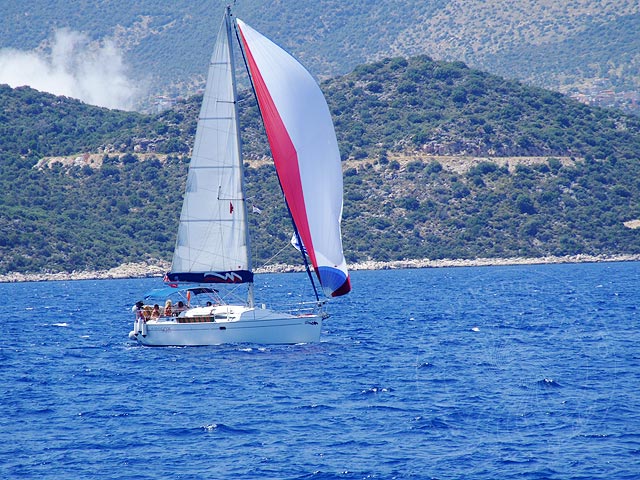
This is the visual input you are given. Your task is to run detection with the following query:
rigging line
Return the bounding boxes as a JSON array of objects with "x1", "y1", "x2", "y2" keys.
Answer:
[
  {"x1": 232, "y1": 16, "x2": 321, "y2": 302},
  {"x1": 290, "y1": 212, "x2": 320, "y2": 301},
  {"x1": 254, "y1": 240, "x2": 290, "y2": 271}
]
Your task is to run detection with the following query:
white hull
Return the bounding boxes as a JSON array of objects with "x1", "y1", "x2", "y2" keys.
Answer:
[{"x1": 128, "y1": 305, "x2": 322, "y2": 346}]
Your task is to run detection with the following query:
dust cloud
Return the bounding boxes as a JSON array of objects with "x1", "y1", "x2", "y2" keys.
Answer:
[{"x1": 0, "y1": 28, "x2": 141, "y2": 110}]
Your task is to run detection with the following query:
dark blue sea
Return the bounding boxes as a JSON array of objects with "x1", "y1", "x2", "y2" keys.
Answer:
[{"x1": 1, "y1": 262, "x2": 639, "y2": 479}]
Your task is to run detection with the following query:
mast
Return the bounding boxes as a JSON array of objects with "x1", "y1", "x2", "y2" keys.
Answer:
[{"x1": 227, "y1": 7, "x2": 254, "y2": 307}]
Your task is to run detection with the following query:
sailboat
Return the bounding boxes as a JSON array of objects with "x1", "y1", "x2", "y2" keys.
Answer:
[{"x1": 128, "y1": 7, "x2": 351, "y2": 346}]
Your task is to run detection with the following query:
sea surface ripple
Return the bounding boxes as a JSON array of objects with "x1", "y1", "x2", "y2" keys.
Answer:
[{"x1": 1, "y1": 262, "x2": 639, "y2": 479}]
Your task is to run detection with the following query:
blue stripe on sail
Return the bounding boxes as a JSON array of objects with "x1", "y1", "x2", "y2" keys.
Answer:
[
  {"x1": 316, "y1": 266, "x2": 351, "y2": 297},
  {"x1": 166, "y1": 270, "x2": 254, "y2": 284}
]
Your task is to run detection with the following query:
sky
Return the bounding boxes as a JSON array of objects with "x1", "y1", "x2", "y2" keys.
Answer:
[{"x1": 0, "y1": 28, "x2": 141, "y2": 110}]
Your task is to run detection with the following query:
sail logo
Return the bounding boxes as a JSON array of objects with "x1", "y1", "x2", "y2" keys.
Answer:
[{"x1": 204, "y1": 271, "x2": 243, "y2": 283}]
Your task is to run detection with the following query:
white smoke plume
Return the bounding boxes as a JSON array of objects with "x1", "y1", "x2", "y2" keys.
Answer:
[{"x1": 0, "y1": 28, "x2": 140, "y2": 110}]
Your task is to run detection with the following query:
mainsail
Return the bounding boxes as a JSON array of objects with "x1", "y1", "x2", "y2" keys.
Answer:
[
  {"x1": 167, "y1": 14, "x2": 252, "y2": 284},
  {"x1": 236, "y1": 19, "x2": 351, "y2": 297}
]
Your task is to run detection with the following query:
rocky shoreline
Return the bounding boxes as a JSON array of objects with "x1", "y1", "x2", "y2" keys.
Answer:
[{"x1": 1, "y1": 254, "x2": 639, "y2": 283}]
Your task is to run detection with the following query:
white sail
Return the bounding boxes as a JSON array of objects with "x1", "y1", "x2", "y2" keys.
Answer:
[
  {"x1": 168, "y1": 14, "x2": 252, "y2": 284},
  {"x1": 236, "y1": 19, "x2": 351, "y2": 297}
]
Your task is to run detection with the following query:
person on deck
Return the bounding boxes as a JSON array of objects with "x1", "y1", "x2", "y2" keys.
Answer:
[
  {"x1": 164, "y1": 300, "x2": 172, "y2": 317},
  {"x1": 174, "y1": 301, "x2": 187, "y2": 316},
  {"x1": 151, "y1": 304, "x2": 161, "y2": 319},
  {"x1": 133, "y1": 301, "x2": 144, "y2": 320}
]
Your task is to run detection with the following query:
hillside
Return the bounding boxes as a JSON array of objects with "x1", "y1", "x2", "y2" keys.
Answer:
[
  {"x1": 1, "y1": 1, "x2": 638, "y2": 111},
  {"x1": 1, "y1": 55, "x2": 640, "y2": 275},
  {"x1": 120, "y1": 56, "x2": 640, "y2": 163},
  {"x1": 390, "y1": 1, "x2": 640, "y2": 93},
  {"x1": 299, "y1": 56, "x2": 640, "y2": 161}
]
